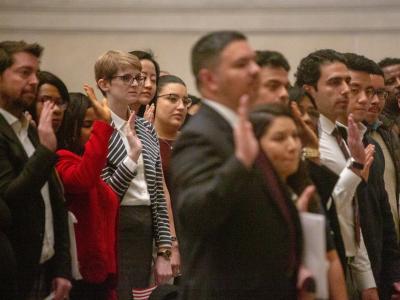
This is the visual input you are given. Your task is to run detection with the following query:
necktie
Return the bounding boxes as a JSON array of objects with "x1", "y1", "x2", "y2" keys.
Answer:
[
  {"x1": 255, "y1": 152, "x2": 298, "y2": 273},
  {"x1": 332, "y1": 126, "x2": 361, "y2": 247}
]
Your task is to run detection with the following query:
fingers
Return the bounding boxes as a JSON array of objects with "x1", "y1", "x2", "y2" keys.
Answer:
[
  {"x1": 39, "y1": 101, "x2": 56, "y2": 125},
  {"x1": 83, "y1": 84, "x2": 98, "y2": 104},
  {"x1": 127, "y1": 110, "x2": 137, "y2": 134},
  {"x1": 297, "y1": 185, "x2": 316, "y2": 212},
  {"x1": 237, "y1": 94, "x2": 250, "y2": 121}
]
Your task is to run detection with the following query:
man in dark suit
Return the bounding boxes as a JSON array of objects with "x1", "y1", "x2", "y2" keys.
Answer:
[
  {"x1": 0, "y1": 41, "x2": 71, "y2": 300},
  {"x1": 170, "y1": 31, "x2": 303, "y2": 299},
  {"x1": 338, "y1": 52, "x2": 400, "y2": 299}
]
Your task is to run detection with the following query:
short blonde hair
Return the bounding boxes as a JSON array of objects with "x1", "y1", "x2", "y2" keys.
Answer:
[{"x1": 94, "y1": 50, "x2": 141, "y2": 82}]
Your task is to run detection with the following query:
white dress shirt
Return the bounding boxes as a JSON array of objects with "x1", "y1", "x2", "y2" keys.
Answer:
[
  {"x1": 202, "y1": 99, "x2": 238, "y2": 128},
  {"x1": 319, "y1": 114, "x2": 375, "y2": 290},
  {"x1": 0, "y1": 108, "x2": 54, "y2": 264},
  {"x1": 111, "y1": 111, "x2": 151, "y2": 206}
]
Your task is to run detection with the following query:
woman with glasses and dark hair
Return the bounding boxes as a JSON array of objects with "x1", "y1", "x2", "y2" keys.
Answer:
[
  {"x1": 152, "y1": 74, "x2": 191, "y2": 281},
  {"x1": 28, "y1": 71, "x2": 69, "y2": 134},
  {"x1": 129, "y1": 50, "x2": 160, "y2": 122}
]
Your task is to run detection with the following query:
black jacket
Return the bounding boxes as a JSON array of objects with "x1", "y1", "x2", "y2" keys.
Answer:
[
  {"x1": 170, "y1": 104, "x2": 302, "y2": 300},
  {"x1": 0, "y1": 114, "x2": 71, "y2": 298}
]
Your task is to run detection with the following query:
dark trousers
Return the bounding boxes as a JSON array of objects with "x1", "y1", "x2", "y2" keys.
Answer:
[
  {"x1": 70, "y1": 280, "x2": 110, "y2": 300},
  {"x1": 117, "y1": 205, "x2": 153, "y2": 300}
]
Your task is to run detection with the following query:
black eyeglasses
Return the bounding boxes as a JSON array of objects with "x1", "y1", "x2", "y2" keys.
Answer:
[
  {"x1": 37, "y1": 95, "x2": 68, "y2": 111},
  {"x1": 158, "y1": 93, "x2": 192, "y2": 107},
  {"x1": 372, "y1": 89, "x2": 389, "y2": 100},
  {"x1": 111, "y1": 73, "x2": 146, "y2": 86}
]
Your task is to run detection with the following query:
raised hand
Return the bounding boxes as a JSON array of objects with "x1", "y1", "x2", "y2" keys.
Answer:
[
  {"x1": 125, "y1": 111, "x2": 143, "y2": 163},
  {"x1": 83, "y1": 84, "x2": 111, "y2": 124},
  {"x1": 296, "y1": 185, "x2": 316, "y2": 212},
  {"x1": 234, "y1": 95, "x2": 259, "y2": 169},
  {"x1": 347, "y1": 113, "x2": 365, "y2": 164},
  {"x1": 360, "y1": 144, "x2": 375, "y2": 182},
  {"x1": 38, "y1": 101, "x2": 57, "y2": 151},
  {"x1": 144, "y1": 103, "x2": 155, "y2": 124},
  {"x1": 290, "y1": 101, "x2": 319, "y2": 149}
]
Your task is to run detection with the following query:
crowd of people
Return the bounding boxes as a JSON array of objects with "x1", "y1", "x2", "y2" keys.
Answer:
[{"x1": 0, "y1": 29, "x2": 400, "y2": 300}]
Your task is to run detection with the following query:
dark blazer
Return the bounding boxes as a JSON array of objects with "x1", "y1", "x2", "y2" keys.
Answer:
[
  {"x1": 170, "y1": 104, "x2": 302, "y2": 300},
  {"x1": 358, "y1": 136, "x2": 400, "y2": 299},
  {"x1": 0, "y1": 197, "x2": 18, "y2": 299},
  {"x1": 0, "y1": 114, "x2": 70, "y2": 298}
]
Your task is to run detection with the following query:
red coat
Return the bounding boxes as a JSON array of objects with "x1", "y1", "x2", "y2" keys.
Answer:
[{"x1": 56, "y1": 121, "x2": 119, "y2": 285}]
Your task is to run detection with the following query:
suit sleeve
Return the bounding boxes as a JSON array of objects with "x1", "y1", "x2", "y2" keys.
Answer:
[
  {"x1": 170, "y1": 131, "x2": 253, "y2": 236},
  {"x1": 0, "y1": 136, "x2": 58, "y2": 205}
]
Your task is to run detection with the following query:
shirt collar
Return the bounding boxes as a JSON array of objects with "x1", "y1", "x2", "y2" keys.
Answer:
[
  {"x1": 0, "y1": 108, "x2": 29, "y2": 134},
  {"x1": 319, "y1": 114, "x2": 336, "y2": 135},
  {"x1": 336, "y1": 120, "x2": 367, "y2": 137},
  {"x1": 111, "y1": 110, "x2": 127, "y2": 131},
  {"x1": 202, "y1": 98, "x2": 238, "y2": 128}
]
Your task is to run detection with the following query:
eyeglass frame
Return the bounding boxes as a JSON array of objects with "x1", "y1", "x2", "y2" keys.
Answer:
[
  {"x1": 157, "y1": 93, "x2": 192, "y2": 107},
  {"x1": 37, "y1": 95, "x2": 68, "y2": 111},
  {"x1": 111, "y1": 73, "x2": 147, "y2": 86},
  {"x1": 371, "y1": 88, "x2": 389, "y2": 101}
]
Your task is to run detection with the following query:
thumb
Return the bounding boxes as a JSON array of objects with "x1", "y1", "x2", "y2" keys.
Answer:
[{"x1": 297, "y1": 185, "x2": 315, "y2": 212}]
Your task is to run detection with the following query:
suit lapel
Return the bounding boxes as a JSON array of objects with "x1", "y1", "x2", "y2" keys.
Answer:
[{"x1": 0, "y1": 113, "x2": 28, "y2": 162}]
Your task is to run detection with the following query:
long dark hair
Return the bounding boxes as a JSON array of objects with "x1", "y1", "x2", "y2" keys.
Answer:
[
  {"x1": 57, "y1": 92, "x2": 91, "y2": 154},
  {"x1": 129, "y1": 50, "x2": 160, "y2": 116},
  {"x1": 249, "y1": 103, "x2": 320, "y2": 211}
]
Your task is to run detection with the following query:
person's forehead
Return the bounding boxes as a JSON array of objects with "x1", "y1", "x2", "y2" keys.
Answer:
[
  {"x1": 319, "y1": 61, "x2": 348, "y2": 79},
  {"x1": 220, "y1": 40, "x2": 254, "y2": 61},
  {"x1": 10, "y1": 51, "x2": 39, "y2": 67},
  {"x1": 349, "y1": 70, "x2": 371, "y2": 86},
  {"x1": 260, "y1": 66, "x2": 289, "y2": 82},
  {"x1": 370, "y1": 74, "x2": 384, "y2": 87},
  {"x1": 383, "y1": 64, "x2": 400, "y2": 77}
]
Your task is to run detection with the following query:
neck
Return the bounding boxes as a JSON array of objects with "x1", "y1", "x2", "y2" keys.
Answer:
[
  {"x1": 108, "y1": 97, "x2": 130, "y2": 120},
  {"x1": 0, "y1": 97, "x2": 23, "y2": 119},
  {"x1": 130, "y1": 102, "x2": 141, "y2": 113},
  {"x1": 337, "y1": 114, "x2": 347, "y2": 126},
  {"x1": 155, "y1": 120, "x2": 179, "y2": 140}
]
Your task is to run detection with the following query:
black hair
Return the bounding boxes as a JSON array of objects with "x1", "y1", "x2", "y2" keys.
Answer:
[
  {"x1": 295, "y1": 49, "x2": 347, "y2": 88},
  {"x1": 154, "y1": 75, "x2": 187, "y2": 108},
  {"x1": 343, "y1": 53, "x2": 383, "y2": 76},
  {"x1": 28, "y1": 71, "x2": 70, "y2": 122},
  {"x1": 288, "y1": 86, "x2": 317, "y2": 109},
  {"x1": 191, "y1": 30, "x2": 246, "y2": 89},
  {"x1": 57, "y1": 92, "x2": 92, "y2": 154},
  {"x1": 256, "y1": 50, "x2": 290, "y2": 71},
  {"x1": 0, "y1": 40, "x2": 43, "y2": 74},
  {"x1": 378, "y1": 57, "x2": 400, "y2": 69}
]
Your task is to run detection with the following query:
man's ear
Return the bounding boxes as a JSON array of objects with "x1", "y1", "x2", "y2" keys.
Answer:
[
  {"x1": 97, "y1": 78, "x2": 110, "y2": 94},
  {"x1": 198, "y1": 68, "x2": 219, "y2": 94}
]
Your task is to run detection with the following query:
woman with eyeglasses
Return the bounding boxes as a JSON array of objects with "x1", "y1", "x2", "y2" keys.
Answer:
[
  {"x1": 28, "y1": 71, "x2": 69, "y2": 134},
  {"x1": 153, "y1": 75, "x2": 191, "y2": 281}
]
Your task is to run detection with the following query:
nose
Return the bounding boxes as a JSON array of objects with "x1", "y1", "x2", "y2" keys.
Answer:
[
  {"x1": 279, "y1": 86, "x2": 289, "y2": 103},
  {"x1": 177, "y1": 98, "x2": 186, "y2": 110},
  {"x1": 29, "y1": 72, "x2": 39, "y2": 86},
  {"x1": 250, "y1": 60, "x2": 260, "y2": 76},
  {"x1": 371, "y1": 93, "x2": 379, "y2": 105},
  {"x1": 341, "y1": 81, "x2": 350, "y2": 96},
  {"x1": 144, "y1": 76, "x2": 152, "y2": 88}
]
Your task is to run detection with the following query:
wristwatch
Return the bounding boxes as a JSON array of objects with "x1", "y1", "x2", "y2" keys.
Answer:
[
  {"x1": 157, "y1": 249, "x2": 172, "y2": 260},
  {"x1": 347, "y1": 157, "x2": 364, "y2": 170}
]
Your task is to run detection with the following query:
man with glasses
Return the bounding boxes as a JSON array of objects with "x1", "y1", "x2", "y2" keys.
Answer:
[
  {"x1": 95, "y1": 50, "x2": 172, "y2": 299},
  {"x1": 365, "y1": 64, "x2": 400, "y2": 243},
  {"x1": 0, "y1": 40, "x2": 71, "y2": 300},
  {"x1": 338, "y1": 52, "x2": 400, "y2": 299}
]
